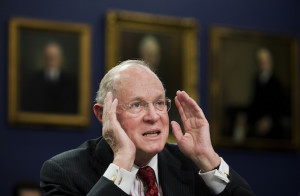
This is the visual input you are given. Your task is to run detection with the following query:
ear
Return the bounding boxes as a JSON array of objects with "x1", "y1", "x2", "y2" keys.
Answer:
[{"x1": 93, "y1": 103, "x2": 104, "y2": 123}]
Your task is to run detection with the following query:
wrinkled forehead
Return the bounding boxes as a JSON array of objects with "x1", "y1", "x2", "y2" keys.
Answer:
[{"x1": 113, "y1": 66, "x2": 165, "y2": 97}]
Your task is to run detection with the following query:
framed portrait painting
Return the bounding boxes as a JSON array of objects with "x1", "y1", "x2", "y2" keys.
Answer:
[
  {"x1": 105, "y1": 10, "x2": 199, "y2": 142},
  {"x1": 8, "y1": 17, "x2": 91, "y2": 127},
  {"x1": 209, "y1": 26, "x2": 299, "y2": 150}
]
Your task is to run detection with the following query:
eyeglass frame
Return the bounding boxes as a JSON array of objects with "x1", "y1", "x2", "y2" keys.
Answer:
[{"x1": 117, "y1": 97, "x2": 172, "y2": 114}]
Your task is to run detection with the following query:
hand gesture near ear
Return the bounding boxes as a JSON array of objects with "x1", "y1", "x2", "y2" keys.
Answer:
[
  {"x1": 94, "y1": 92, "x2": 136, "y2": 171},
  {"x1": 171, "y1": 91, "x2": 220, "y2": 172}
]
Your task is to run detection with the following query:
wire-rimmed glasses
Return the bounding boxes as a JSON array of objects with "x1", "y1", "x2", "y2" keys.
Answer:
[{"x1": 118, "y1": 98, "x2": 171, "y2": 114}]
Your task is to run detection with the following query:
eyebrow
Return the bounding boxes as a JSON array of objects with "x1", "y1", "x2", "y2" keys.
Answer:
[{"x1": 127, "y1": 94, "x2": 165, "y2": 102}]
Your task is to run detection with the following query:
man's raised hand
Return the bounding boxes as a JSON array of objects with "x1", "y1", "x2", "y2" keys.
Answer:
[
  {"x1": 171, "y1": 91, "x2": 220, "y2": 172},
  {"x1": 101, "y1": 92, "x2": 136, "y2": 171}
]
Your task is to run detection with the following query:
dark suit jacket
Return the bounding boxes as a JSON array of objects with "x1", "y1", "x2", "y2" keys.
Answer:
[{"x1": 40, "y1": 137, "x2": 254, "y2": 195}]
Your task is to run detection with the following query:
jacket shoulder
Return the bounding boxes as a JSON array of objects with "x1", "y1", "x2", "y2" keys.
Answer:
[
  {"x1": 49, "y1": 138, "x2": 99, "y2": 165},
  {"x1": 40, "y1": 138, "x2": 107, "y2": 194}
]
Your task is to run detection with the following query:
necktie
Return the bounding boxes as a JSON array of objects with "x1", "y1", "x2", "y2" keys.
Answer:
[{"x1": 137, "y1": 166, "x2": 159, "y2": 196}]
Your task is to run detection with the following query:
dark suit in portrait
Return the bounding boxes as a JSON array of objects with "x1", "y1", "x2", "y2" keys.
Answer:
[
  {"x1": 248, "y1": 48, "x2": 290, "y2": 139},
  {"x1": 21, "y1": 70, "x2": 78, "y2": 114}
]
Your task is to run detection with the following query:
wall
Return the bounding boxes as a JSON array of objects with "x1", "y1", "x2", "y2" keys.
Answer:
[{"x1": 0, "y1": 0, "x2": 299, "y2": 195}]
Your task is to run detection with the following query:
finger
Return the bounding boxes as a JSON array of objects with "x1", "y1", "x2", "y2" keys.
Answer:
[
  {"x1": 110, "y1": 98, "x2": 127, "y2": 133},
  {"x1": 104, "y1": 95, "x2": 126, "y2": 137},
  {"x1": 104, "y1": 92, "x2": 113, "y2": 105},
  {"x1": 103, "y1": 92, "x2": 112, "y2": 110},
  {"x1": 110, "y1": 98, "x2": 119, "y2": 122},
  {"x1": 111, "y1": 97, "x2": 118, "y2": 111},
  {"x1": 176, "y1": 91, "x2": 193, "y2": 119},
  {"x1": 177, "y1": 91, "x2": 204, "y2": 119},
  {"x1": 106, "y1": 97, "x2": 121, "y2": 129},
  {"x1": 103, "y1": 92, "x2": 113, "y2": 120},
  {"x1": 171, "y1": 121, "x2": 183, "y2": 142},
  {"x1": 110, "y1": 98, "x2": 130, "y2": 141},
  {"x1": 174, "y1": 95, "x2": 187, "y2": 122}
]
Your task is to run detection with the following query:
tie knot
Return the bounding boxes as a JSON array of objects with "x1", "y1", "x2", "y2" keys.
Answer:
[
  {"x1": 138, "y1": 166, "x2": 156, "y2": 185},
  {"x1": 137, "y1": 166, "x2": 158, "y2": 196}
]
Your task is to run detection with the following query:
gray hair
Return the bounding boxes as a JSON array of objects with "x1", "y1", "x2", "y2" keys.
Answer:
[{"x1": 95, "y1": 59, "x2": 158, "y2": 104}]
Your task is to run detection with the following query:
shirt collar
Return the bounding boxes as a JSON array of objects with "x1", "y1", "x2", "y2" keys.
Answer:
[{"x1": 45, "y1": 68, "x2": 60, "y2": 82}]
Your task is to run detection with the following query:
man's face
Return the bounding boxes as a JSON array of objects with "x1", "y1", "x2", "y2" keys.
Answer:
[
  {"x1": 115, "y1": 67, "x2": 169, "y2": 160},
  {"x1": 257, "y1": 49, "x2": 272, "y2": 73},
  {"x1": 44, "y1": 43, "x2": 62, "y2": 70}
]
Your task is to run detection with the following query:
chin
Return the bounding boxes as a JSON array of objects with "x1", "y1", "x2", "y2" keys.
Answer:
[{"x1": 144, "y1": 143, "x2": 165, "y2": 154}]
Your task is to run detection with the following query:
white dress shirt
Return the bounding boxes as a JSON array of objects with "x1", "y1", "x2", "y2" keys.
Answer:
[{"x1": 103, "y1": 156, "x2": 230, "y2": 195}]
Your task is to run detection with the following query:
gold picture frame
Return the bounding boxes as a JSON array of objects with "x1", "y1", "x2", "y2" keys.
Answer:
[
  {"x1": 105, "y1": 10, "x2": 199, "y2": 142},
  {"x1": 209, "y1": 26, "x2": 299, "y2": 150},
  {"x1": 8, "y1": 17, "x2": 91, "y2": 127}
]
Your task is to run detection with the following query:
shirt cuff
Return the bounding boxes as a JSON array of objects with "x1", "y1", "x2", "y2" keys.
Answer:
[
  {"x1": 103, "y1": 163, "x2": 136, "y2": 194},
  {"x1": 198, "y1": 157, "x2": 230, "y2": 194}
]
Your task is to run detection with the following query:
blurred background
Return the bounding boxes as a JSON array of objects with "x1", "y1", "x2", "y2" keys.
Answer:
[{"x1": 1, "y1": 0, "x2": 300, "y2": 195}]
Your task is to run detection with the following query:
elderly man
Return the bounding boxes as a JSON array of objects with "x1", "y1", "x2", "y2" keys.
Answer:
[{"x1": 40, "y1": 60, "x2": 253, "y2": 195}]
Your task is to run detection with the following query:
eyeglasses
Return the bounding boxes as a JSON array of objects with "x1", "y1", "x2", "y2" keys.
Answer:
[{"x1": 118, "y1": 98, "x2": 171, "y2": 114}]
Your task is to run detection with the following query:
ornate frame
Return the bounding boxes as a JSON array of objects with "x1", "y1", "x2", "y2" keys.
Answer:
[
  {"x1": 8, "y1": 17, "x2": 91, "y2": 127},
  {"x1": 209, "y1": 26, "x2": 299, "y2": 150}
]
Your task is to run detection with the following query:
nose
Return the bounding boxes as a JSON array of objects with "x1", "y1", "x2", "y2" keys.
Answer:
[{"x1": 143, "y1": 103, "x2": 160, "y2": 122}]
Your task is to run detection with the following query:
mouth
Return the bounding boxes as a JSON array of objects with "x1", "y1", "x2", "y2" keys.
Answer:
[{"x1": 142, "y1": 130, "x2": 161, "y2": 137}]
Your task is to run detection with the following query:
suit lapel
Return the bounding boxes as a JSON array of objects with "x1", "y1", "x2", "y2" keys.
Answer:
[{"x1": 158, "y1": 148, "x2": 195, "y2": 195}]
